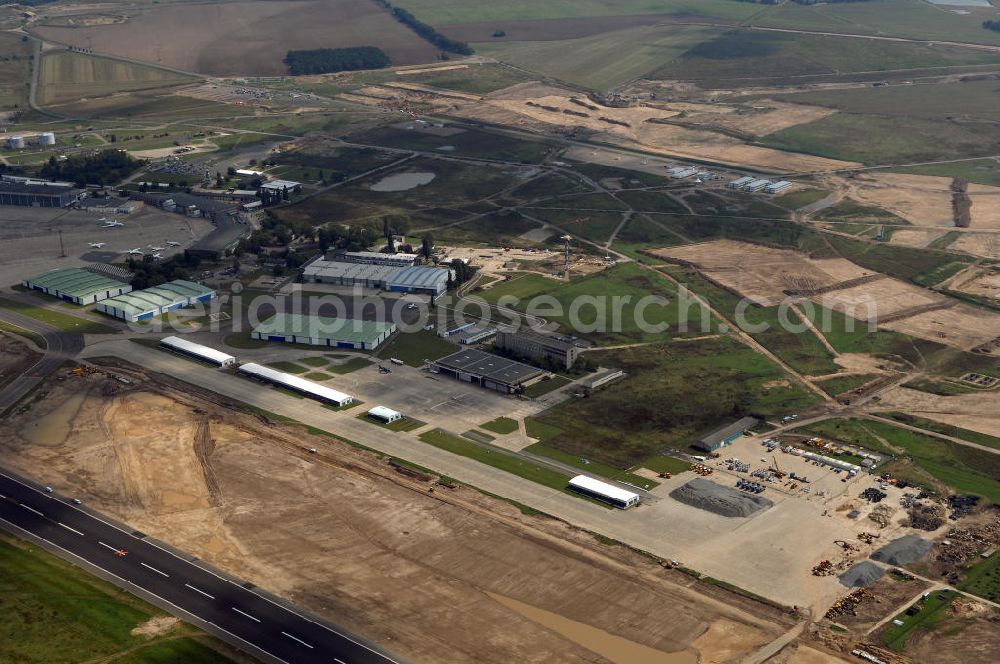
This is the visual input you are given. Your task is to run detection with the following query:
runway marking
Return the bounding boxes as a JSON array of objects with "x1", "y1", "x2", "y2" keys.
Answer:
[
  {"x1": 334, "y1": 659, "x2": 347, "y2": 664},
  {"x1": 232, "y1": 607, "x2": 261, "y2": 623},
  {"x1": 281, "y1": 631, "x2": 313, "y2": 649},
  {"x1": 97, "y1": 541, "x2": 119, "y2": 552},
  {"x1": 19, "y1": 503, "x2": 43, "y2": 516},
  {"x1": 185, "y1": 583, "x2": 215, "y2": 600},
  {"x1": 58, "y1": 522, "x2": 84, "y2": 536},
  {"x1": 141, "y1": 562, "x2": 169, "y2": 577}
]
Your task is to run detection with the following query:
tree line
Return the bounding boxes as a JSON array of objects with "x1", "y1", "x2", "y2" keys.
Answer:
[
  {"x1": 984, "y1": 20, "x2": 1000, "y2": 33},
  {"x1": 39, "y1": 150, "x2": 142, "y2": 187},
  {"x1": 373, "y1": 0, "x2": 473, "y2": 55},
  {"x1": 285, "y1": 47, "x2": 390, "y2": 75}
]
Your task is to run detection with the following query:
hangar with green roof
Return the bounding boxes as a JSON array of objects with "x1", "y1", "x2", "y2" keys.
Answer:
[
  {"x1": 23, "y1": 267, "x2": 132, "y2": 305},
  {"x1": 251, "y1": 312, "x2": 396, "y2": 350},
  {"x1": 95, "y1": 280, "x2": 216, "y2": 322}
]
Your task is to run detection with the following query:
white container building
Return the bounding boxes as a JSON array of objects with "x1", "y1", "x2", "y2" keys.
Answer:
[
  {"x1": 238, "y1": 362, "x2": 353, "y2": 407},
  {"x1": 6, "y1": 135, "x2": 24, "y2": 150},
  {"x1": 160, "y1": 336, "x2": 236, "y2": 368},
  {"x1": 765, "y1": 180, "x2": 792, "y2": 194},
  {"x1": 367, "y1": 406, "x2": 402, "y2": 424},
  {"x1": 567, "y1": 475, "x2": 641, "y2": 509},
  {"x1": 728, "y1": 176, "x2": 753, "y2": 189},
  {"x1": 745, "y1": 179, "x2": 770, "y2": 192}
]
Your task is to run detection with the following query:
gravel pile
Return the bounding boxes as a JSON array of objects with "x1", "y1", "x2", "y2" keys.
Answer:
[
  {"x1": 839, "y1": 561, "x2": 885, "y2": 588},
  {"x1": 871, "y1": 534, "x2": 933, "y2": 566},
  {"x1": 669, "y1": 478, "x2": 773, "y2": 518}
]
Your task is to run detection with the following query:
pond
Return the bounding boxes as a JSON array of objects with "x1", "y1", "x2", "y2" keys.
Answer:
[{"x1": 369, "y1": 172, "x2": 436, "y2": 192}]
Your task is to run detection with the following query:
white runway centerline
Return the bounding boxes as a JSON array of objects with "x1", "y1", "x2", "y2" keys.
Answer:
[
  {"x1": 57, "y1": 522, "x2": 84, "y2": 536},
  {"x1": 232, "y1": 607, "x2": 261, "y2": 623},
  {"x1": 19, "y1": 503, "x2": 43, "y2": 516},
  {"x1": 184, "y1": 583, "x2": 215, "y2": 599},
  {"x1": 97, "y1": 541, "x2": 119, "y2": 552},
  {"x1": 140, "y1": 562, "x2": 169, "y2": 577},
  {"x1": 281, "y1": 631, "x2": 314, "y2": 648}
]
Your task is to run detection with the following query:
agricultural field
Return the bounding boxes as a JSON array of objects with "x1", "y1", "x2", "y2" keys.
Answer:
[
  {"x1": 0, "y1": 32, "x2": 32, "y2": 111},
  {"x1": 889, "y1": 159, "x2": 1000, "y2": 187},
  {"x1": 37, "y1": 50, "x2": 197, "y2": 107},
  {"x1": 32, "y1": 0, "x2": 440, "y2": 76}
]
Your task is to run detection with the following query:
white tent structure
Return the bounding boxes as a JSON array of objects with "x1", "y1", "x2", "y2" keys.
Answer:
[{"x1": 238, "y1": 362, "x2": 353, "y2": 407}]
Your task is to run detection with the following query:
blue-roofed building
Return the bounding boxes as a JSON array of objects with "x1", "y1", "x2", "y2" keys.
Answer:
[{"x1": 386, "y1": 265, "x2": 449, "y2": 296}]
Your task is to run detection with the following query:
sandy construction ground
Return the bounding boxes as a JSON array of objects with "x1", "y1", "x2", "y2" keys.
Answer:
[
  {"x1": 881, "y1": 302, "x2": 1000, "y2": 351},
  {"x1": 888, "y1": 228, "x2": 949, "y2": 249},
  {"x1": 664, "y1": 99, "x2": 838, "y2": 138},
  {"x1": 33, "y1": 0, "x2": 440, "y2": 76},
  {"x1": 874, "y1": 385, "x2": 1000, "y2": 438},
  {"x1": 949, "y1": 232, "x2": 1000, "y2": 259},
  {"x1": 0, "y1": 375, "x2": 797, "y2": 663},
  {"x1": 651, "y1": 239, "x2": 874, "y2": 306},
  {"x1": 951, "y1": 267, "x2": 1000, "y2": 301},
  {"x1": 849, "y1": 173, "x2": 1000, "y2": 228}
]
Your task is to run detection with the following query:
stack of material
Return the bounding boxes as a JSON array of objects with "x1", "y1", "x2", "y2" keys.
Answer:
[
  {"x1": 669, "y1": 478, "x2": 773, "y2": 518},
  {"x1": 871, "y1": 534, "x2": 933, "y2": 566}
]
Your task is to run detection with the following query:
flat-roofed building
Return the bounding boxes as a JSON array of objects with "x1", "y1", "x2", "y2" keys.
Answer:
[
  {"x1": 329, "y1": 250, "x2": 418, "y2": 267},
  {"x1": 367, "y1": 406, "x2": 402, "y2": 423},
  {"x1": 431, "y1": 348, "x2": 544, "y2": 394},
  {"x1": 23, "y1": 267, "x2": 131, "y2": 305},
  {"x1": 385, "y1": 265, "x2": 448, "y2": 296},
  {"x1": 251, "y1": 312, "x2": 396, "y2": 350},
  {"x1": 694, "y1": 416, "x2": 760, "y2": 453},
  {"x1": 96, "y1": 280, "x2": 215, "y2": 322},
  {"x1": 0, "y1": 180, "x2": 82, "y2": 207},
  {"x1": 495, "y1": 327, "x2": 580, "y2": 370},
  {"x1": 302, "y1": 260, "x2": 400, "y2": 289}
]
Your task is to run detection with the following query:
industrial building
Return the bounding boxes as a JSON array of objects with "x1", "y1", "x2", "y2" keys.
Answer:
[
  {"x1": 765, "y1": 180, "x2": 792, "y2": 194},
  {"x1": 567, "y1": 475, "x2": 640, "y2": 509},
  {"x1": 187, "y1": 219, "x2": 251, "y2": 260},
  {"x1": 160, "y1": 336, "x2": 235, "y2": 368},
  {"x1": 0, "y1": 180, "x2": 82, "y2": 207},
  {"x1": 238, "y1": 362, "x2": 353, "y2": 407},
  {"x1": 744, "y1": 179, "x2": 770, "y2": 193},
  {"x1": 728, "y1": 176, "x2": 754, "y2": 190},
  {"x1": 260, "y1": 179, "x2": 302, "y2": 195},
  {"x1": 430, "y1": 348, "x2": 544, "y2": 394},
  {"x1": 23, "y1": 267, "x2": 132, "y2": 305},
  {"x1": 328, "y1": 250, "x2": 418, "y2": 267},
  {"x1": 367, "y1": 406, "x2": 402, "y2": 424},
  {"x1": 251, "y1": 312, "x2": 396, "y2": 350},
  {"x1": 495, "y1": 327, "x2": 580, "y2": 370},
  {"x1": 76, "y1": 196, "x2": 139, "y2": 215},
  {"x1": 694, "y1": 417, "x2": 760, "y2": 453},
  {"x1": 667, "y1": 166, "x2": 697, "y2": 179},
  {"x1": 130, "y1": 192, "x2": 239, "y2": 221},
  {"x1": 303, "y1": 260, "x2": 449, "y2": 296},
  {"x1": 96, "y1": 280, "x2": 216, "y2": 322}
]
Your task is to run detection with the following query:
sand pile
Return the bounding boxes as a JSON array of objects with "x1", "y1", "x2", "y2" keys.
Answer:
[
  {"x1": 669, "y1": 478, "x2": 773, "y2": 518},
  {"x1": 870, "y1": 534, "x2": 933, "y2": 566},
  {"x1": 839, "y1": 562, "x2": 885, "y2": 587}
]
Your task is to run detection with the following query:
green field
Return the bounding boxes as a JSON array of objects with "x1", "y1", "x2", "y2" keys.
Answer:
[
  {"x1": 374, "y1": 329, "x2": 458, "y2": 367},
  {"x1": 815, "y1": 373, "x2": 878, "y2": 397},
  {"x1": 889, "y1": 159, "x2": 1000, "y2": 187},
  {"x1": 0, "y1": 533, "x2": 237, "y2": 664},
  {"x1": 480, "y1": 416, "x2": 519, "y2": 435},
  {"x1": 0, "y1": 33, "x2": 32, "y2": 111},
  {"x1": 348, "y1": 125, "x2": 554, "y2": 164},
  {"x1": 881, "y1": 413, "x2": 1000, "y2": 451},
  {"x1": 38, "y1": 50, "x2": 197, "y2": 107},
  {"x1": 956, "y1": 552, "x2": 1000, "y2": 605},
  {"x1": 879, "y1": 590, "x2": 956, "y2": 652},
  {"x1": 0, "y1": 298, "x2": 117, "y2": 335},
  {"x1": 379, "y1": 63, "x2": 532, "y2": 94},
  {"x1": 392, "y1": 0, "x2": 763, "y2": 24},
  {"x1": 266, "y1": 361, "x2": 310, "y2": 374},
  {"x1": 530, "y1": 336, "x2": 821, "y2": 467}
]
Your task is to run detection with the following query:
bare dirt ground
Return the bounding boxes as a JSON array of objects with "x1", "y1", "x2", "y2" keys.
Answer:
[
  {"x1": 872, "y1": 386, "x2": 1000, "y2": 439},
  {"x1": 650, "y1": 239, "x2": 874, "y2": 306},
  {"x1": 658, "y1": 99, "x2": 837, "y2": 138},
  {"x1": 0, "y1": 331, "x2": 41, "y2": 388},
  {"x1": 33, "y1": 0, "x2": 440, "y2": 76},
  {"x1": 950, "y1": 266, "x2": 1000, "y2": 301},
  {"x1": 849, "y1": 173, "x2": 1000, "y2": 229},
  {"x1": 888, "y1": 228, "x2": 949, "y2": 249},
  {"x1": 949, "y1": 232, "x2": 1000, "y2": 259},
  {"x1": 768, "y1": 644, "x2": 852, "y2": 664},
  {"x1": 879, "y1": 302, "x2": 1000, "y2": 351},
  {"x1": 0, "y1": 370, "x2": 795, "y2": 664},
  {"x1": 884, "y1": 597, "x2": 999, "y2": 664}
]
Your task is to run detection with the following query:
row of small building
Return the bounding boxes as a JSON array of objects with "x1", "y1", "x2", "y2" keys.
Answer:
[{"x1": 727, "y1": 176, "x2": 792, "y2": 194}]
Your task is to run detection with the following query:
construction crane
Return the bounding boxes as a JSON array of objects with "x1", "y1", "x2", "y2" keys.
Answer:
[
  {"x1": 771, "y1": 455, "x2": 785, "y2": 479},
  {"x1": 560, "y1": 234, "x2": 573, "y2": 274}
]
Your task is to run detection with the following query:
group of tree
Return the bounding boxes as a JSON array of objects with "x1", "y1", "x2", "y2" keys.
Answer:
[
  {"x1": 952, "y1": 177, "x2": 972, "y2": 228},
  {"x1": 373, "y1": 0, "x2": 473, "y2": 55},
  {"x1": 446, "y1": 258, "x2": 477, "y2": 289},
  {"x1": 126, "y1": 252, "x2": 201, "y2": 290},
  {"x1": 984, "y1": 20, "x2": 1000, "y2": 33},
  {"x1": 39, "y1": 150, "x2": 142, "y2": 187},
  {"x1": 284, "y1": 47, "x2": 391, "y2": 75}
]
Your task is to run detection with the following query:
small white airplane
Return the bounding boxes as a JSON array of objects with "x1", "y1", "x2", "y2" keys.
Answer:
[
  {"x1": 151, "y1": 253, "x2": 163, "y2": 260},
  {"x1": 88, "y1": 242, "x2": 106, "y2": 249},
  {"x1": 123, "y1": 248, "x2": 143, "y2": 256},
  {"x1": 102, "y1": 220, "x2": 124, "y2": 228},
  {"x1": 148, "y1": 245, "x2": 165, "y2": 251},
  {"x1": 165, "y1": 240, "x2": 181, "y2": 247}
]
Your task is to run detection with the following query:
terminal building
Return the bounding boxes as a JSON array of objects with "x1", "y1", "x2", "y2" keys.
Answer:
[
  {"x1": 430, "y1": 348, "x2": 545, "y2": 394},
  {"x1": 96, "y1": 280, "x2": 216, "y2": 322},
  {"x1": 23, "y1": 267, "x2": 132, "y2": 305},
  {"x1": 251, "y1": 312, "x2": 396, "y2": 350},
  {"x1": 694, "y1": 416, "x2": 760, "y2": 453},
  {"x1": 495, "y1": 327, "x2": 580, "y2": 370}
]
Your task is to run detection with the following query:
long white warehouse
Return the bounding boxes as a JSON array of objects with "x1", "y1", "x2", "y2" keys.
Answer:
[
  {"x1": 567, "y1": 475, "x2": 641, "y2": 509},
  {"x1": 160, "y1": 336, "x2": 236, "y2": 368},
  {"x1": 238, "y1": 362, "x2": 353, "y2": 407}
]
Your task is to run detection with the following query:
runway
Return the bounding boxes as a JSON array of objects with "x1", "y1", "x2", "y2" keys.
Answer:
[{"x1": 0, "y1": 470, "x2": 399, "y2": 664}]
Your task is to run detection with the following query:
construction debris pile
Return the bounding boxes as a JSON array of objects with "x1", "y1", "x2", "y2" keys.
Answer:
[
  {"x1": 870, "y1": 534, "x2": 933, "y2": 566},
  {"x1": 839, "y1": 561, "x2": 885, "y2": 588},
  {"x1": 948, "y1": 495, "x2": 980, "y2": 520},
  {"x1": 862, "y1": 487, "x2": 887, "y2": 503},
  {"x1": 868, "y1": 504, "x2": 896, "y2": 529},
  {"x1": 906, "y1": 503, "x2": 945, "y2": 531},
  {"x1": 669, "y1": 478, "x2": 773, "y2": 518},
  {"x1": 935, "y1": 518, "x2": 1000, "y2": 573}
]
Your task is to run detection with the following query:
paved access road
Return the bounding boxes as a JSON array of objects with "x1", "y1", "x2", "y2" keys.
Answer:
[{"x1": 0, "y1": 471, "x2": 398, "y2": 664}]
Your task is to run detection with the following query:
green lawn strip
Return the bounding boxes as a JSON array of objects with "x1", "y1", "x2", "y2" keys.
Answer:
[
  {"x1": 298, "y1": 356, "x2": 330, "y2": 368},
  {"x1": 640, "y1": 455, "x2": 693, "y2": 475},
  {"x1": 522, "y1": 375, "x2": 572, "y2": 398},
  {"x1": 524, "y1": 442, "x2": 658, "y2": 490},
  {"x1": 771, "y1": 188, "x2": 829, "y2": 210},
  {"x1": 480, "y1": 416, "x2": 519, "y2": 435},
  {"x1": 880, "y1": 413, "x2": 1000, "y2": 451},
  {"x1": 0, "y1": 320, "x2": 46, "y2": 347},
  {"x1": 879, "y1": 590, "x2": 956, "y2": 652},
  {"x1": 304, "y1": 372, "x2": 333, "y2": 381},
  {"x1": 814, "y1": 373, "x2": 879, "y2": 397},
  {"x1": 862, "y1": 420, "x2": 1000, "y2": 503},
  {"x1": 321, "y1": 399, "x2": 362, "y2": 412},
  {"x1": 327, "y1": 357, "x2": 372, "y2": 374},
  {"x1": 0, "y1": 297, "x2": 117, "y2": 334},
  {"x1": 374, "y1": 329, "x2": 458, "y2": 367},
  {"x1": 356, "y1": 413, "x2": 426, "y2": 432},
  {"x1": 265, "y1": 361, "x2": 309, "y2": 374},
  {"x1": 418, "y1": 428, "x2": 571, "y2": 491},
  {"x1": 955, "y1": 552, "x2": 1000, "y2": 605},
  {"x1": 0, "y1": 533, "x2": 234, "y2": 663}
]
